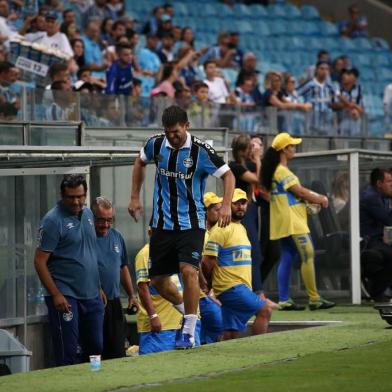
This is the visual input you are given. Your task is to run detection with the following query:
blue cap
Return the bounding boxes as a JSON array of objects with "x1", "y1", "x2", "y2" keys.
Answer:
[
  {"x1": 161, "y1": 14, "x2": 171, "y2": 23},
  {"x1": 45, "y1": 11, "x2": 58, "y2": 21}
]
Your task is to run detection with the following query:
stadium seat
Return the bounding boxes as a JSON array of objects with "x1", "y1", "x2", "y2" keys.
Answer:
[
  {"x1": 220, "y1": 5, "x2": 236, "y2": 19},
  {"x1": 374, "y1": 53, "x2": 390, "y2": 67},
  {"x1": 285, "y1": 4, "x2": 301, "y2": 20},
  {"x1": 319, "y1": 21, "x2": 339, "y2": 37},
  {"x1": 352, "y1": 37, "x2": 373, "y2": 52},
  {"x1": 372, "y1": 37, "x2": 390, "y2": 51},
  {"x1": 302, "y1": 21, "x2": 320, "y2": 36},
  {"x1": 248, "y1": 4, "x2": 268, "y2": 19},
  {"x1": 360, "y1": 67, "x2": 376, "y2": 82},
  {"x1": 267, "y1": 4, "x2": 287, "y2": 19},
  {"x1": 378, "y1": 67, "x2": 392, "y2": 82},
  {"x1": 233, "y1": 4, "x2": 253, "y2": 18},
  {"x1": 268, "y1": 20, "x2": 287, "y2": 36},
  {"x1": 251, "y1": 21, "x2": 271, "y2": 37},
  {"x1": 300, "y1": 5, "x2": 320, "y2": 20}
]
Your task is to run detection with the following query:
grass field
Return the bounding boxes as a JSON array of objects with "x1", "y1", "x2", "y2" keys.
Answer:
[{"x1": 1, "y1": 305, "x2": 391, "y2": 392}]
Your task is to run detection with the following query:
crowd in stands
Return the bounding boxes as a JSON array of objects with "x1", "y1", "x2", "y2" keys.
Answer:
[{"x1": 0, "y1": 1, "x2": 389, "y2": 135}]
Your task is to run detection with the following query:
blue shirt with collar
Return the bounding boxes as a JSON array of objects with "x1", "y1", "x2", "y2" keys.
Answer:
[
  {"x1": 360, "y1": 185, "x2": 392, "y2": 239},
  {"x1": 82, "y1": 35, "x2": 105, "y2": 78},
  {"x1": 96, "y1": 228, "x2": 128, "y2": 300},
  {"x1": 38, "y1": 203, "x2": 100, "y2": 299}
]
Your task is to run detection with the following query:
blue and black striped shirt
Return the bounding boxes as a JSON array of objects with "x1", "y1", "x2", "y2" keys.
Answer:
[
  {"x1": 297, "y1": 78, "x2": 338, "y2": 112},
  {"x1": 140, "y1": 132, "x2": 230, "y2": 230}
]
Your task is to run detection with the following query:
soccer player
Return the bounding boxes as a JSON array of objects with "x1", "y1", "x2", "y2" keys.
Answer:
[
  {"x1": 34, "y1": 175, "x2": 104, "y2": 366},
  {"x1": 92, "y1": 196, "x2": 138, "y2": 359},
  {"x1": 199, "y1": 192, "x2": 224, "y2": 344},
  {"x1": 261, "y1": 133, "x2": 336, "y2": 311},
  {"x1": 202, "y1": 189, "x2": 272, "y2": 340},
  {"x1": 135, "y1": 236, "x2": 184, "y2": 355},
  {"x1": 128, "y1": 105, "x2": 235, "y2": 349}
]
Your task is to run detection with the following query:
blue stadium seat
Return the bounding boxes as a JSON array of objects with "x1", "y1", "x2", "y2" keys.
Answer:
[
  {"x1": 235, "y1": 20, "x2": 254, "y2": 36},
  {"x1": 352, "y1": 37, "x2": 373, "y2": 52},
  {"x1": 248, "y1": 4, "x2": 268, "y2": 19},
  {"x1": 302, "y1": 21, "x2": 320, "y2": 36},
  {"x1": 267, "y1": 4, "x2": 287, "y2": 19},
  {"x1": 251, "y1": 21, "x2": 271, "y2": 36},
  {"x1": 337, "y1": 38, "x2": 356, "y2": 51},
  {"x1": 372, "y1": 37, "x2": 390, "y2": 51},
  {"x1": 378, "y1": 67, "x2": 392, "y2": 82},
  {"x1": 375, "y1": 53, "x2": 391, "y2": 67},
  {"x1": 285, "y1": 4, "x2": 301, "y2": 20},
  {"x1": 267, "y1": 20, "x2": 287, "y2": 36},
  {"x1": 220, "y1": 68, "x2": 239, "y2": 88},
  {"x1": 319, "y1": 21, "x2": 339, "y2": 36},
  {"x1": 300, "y1": 5, "x2": 320, "y2": 20},
  {"x1": 360, "y1": 67, "x2": 376, "y2": 82},
  {"x1": 286, "y1": 20, "x2": 304, "y2": 36},
  {"x1": 220, "y1": 5, "x2": 236, "y2": 19},
  {"x1": 233, "y1": 4, "x2": 253, "y2": 18}
]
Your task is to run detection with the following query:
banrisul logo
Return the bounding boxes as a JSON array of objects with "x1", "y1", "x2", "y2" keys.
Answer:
[{"x1": 183, "y1": 157, "x2": 193, "y2": 168}]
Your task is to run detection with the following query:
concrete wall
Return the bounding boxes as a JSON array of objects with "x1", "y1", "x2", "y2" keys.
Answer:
[{"x1": 297, "y1": 0, "x2": 392, "y2": 46}]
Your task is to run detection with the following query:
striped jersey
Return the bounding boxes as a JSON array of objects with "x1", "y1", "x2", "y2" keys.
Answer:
[
  {"x1": 140, "y1": 132, "x2": 230, "y2": 230},
  {"x1": 297, "y1": 78, "x2": 338, "y2": 112},
  {"x1": 339, "y1": 83, "x2": 363, "y2": 107}
]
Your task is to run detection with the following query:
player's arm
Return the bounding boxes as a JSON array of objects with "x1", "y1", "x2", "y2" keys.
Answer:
[
  {"x1": 289, "y1": 184, "x2": 328, "y2": 208},
  {"x1": 120, "y1": 265, "x2": 138, "y2": 309},
  {"x1": 34, "y1": 249, "x2": 71, "y2": 313},
  {"x1": 219, "y1": 170, "x2": 235, "y2": 227},
  {"x1": 201, "y1": 255, "x2": 218, "y2": 291},
  {"x1": 137, "y1": 282, "x2": 161, "y2": 333},
  {"x1": 128, "y1": 157, "x2": 147, "y2": 221}
]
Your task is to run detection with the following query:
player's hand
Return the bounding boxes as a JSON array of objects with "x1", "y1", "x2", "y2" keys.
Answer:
[
  {"x1": 128, "y1": 198, "x2": 143, "y2": 222},
  {"x1": 320, "y1": 195, "x2": 329, "y2": 208},
  {"x1": 128, "y1": 296, "x2": 139, "y2": 311},
  {"x1": 150, "y1": 316, "x2": 162, "y2": 333},
  {"x1": 218, "y1": 203, "x2": 231, "y2": 228},
  {"x1": 99, "y1": 289, "x2": 107, "y2": 307},
  {"x1": 53, "y1": 293, "x2": 71, "y2": 313}
]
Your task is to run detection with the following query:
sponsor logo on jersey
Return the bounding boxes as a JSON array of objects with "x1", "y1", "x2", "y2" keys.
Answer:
[
  {"x1": 183, "y1": 157, "x2": 193, "y2": 168},
  {"x1": 159, "y1": 168, "x2": 194, "y2": 179},
  {"x1": 63, "y1": 311, "x2": 73, "y2": 322}
]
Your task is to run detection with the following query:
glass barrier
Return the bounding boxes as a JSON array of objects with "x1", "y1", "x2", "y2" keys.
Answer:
[
  {"x1": 262, "y1": 153, "x2": 352, "y2": 300},
  {"x1": 0, "y1": 123, "x2": 24, "y2": 145},
  {"x1": 29, "y1": 125, "x2": 80, "y2": 146}
]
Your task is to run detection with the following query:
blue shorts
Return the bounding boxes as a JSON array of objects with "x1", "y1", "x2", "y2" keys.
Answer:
[
  {"x1": 199, "y1": 296, "x2": 223, "y2": 344},
  {"x1": 139, "y1": 320, "x2": 202, "y2": 355},
  {"x1": 217, "y1": 284, "x2": 265, "y2": 332}
]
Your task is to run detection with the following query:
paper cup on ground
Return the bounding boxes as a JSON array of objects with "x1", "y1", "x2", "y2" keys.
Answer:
[{"x1": 89, "y1": 355, "x2": 101, "y2": 371}]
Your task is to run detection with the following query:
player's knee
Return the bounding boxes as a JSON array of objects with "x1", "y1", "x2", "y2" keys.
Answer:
[
  {"x1": 180, "y1": 263, "x2": 198, "y2": 280},
  {"x1": 257, "y1": 304, "x2": 272, "y2": 319}
]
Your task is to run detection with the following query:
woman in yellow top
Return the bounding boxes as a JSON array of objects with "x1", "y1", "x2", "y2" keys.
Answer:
[{"x1": 261, "y1": 132, "x2": 336, "y2": 311}]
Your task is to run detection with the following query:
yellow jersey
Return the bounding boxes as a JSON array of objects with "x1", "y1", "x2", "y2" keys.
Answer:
[
  {"x1": 203, "y1": 222, "x2": 252, "y2": 296},
  {"x1": 135, "y1": 244, "x2": 183, "y2": 333},
  {"x1": 269, "y1": 164, "x2": 309, "y2": 240}
]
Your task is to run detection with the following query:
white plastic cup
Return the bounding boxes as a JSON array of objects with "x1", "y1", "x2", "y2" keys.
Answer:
[
  {"x1": 383, "y1": 226, "x2": 392, "y2": 245},
  {"x1": 89, "y1": 355, "x2": 101, "y2": 371}
]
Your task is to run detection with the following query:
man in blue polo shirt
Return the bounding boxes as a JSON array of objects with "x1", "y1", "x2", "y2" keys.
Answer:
[
  {"x1": 34, "y1": 175, "x2": 105, "y2": 366},
  {"x1": 82, "y1": 21, "x2": 106, "y2": 78},
  {"x1": 92, "y1": 196, "x2": 138, "y2": 359},
  {"x1": 128, "y1": 105, "x2": 235, "y2": 349}
]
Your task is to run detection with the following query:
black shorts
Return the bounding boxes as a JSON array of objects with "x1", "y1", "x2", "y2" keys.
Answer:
[{"x1": 149, "y1": 228, "x2": 205, "y2": 276}]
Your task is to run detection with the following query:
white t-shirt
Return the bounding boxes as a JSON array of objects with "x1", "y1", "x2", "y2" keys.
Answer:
[
  {"x1": 0, "y1": 16, "x2": 13, "y2": 40},
  {"x1": 384, "y1": 84, "x2": 392, "y2": 116},
  {"x1": 34, "y1": 32, "x2": 74, "y2": 57},
  {"x1": 204, "y1": 77, "x2": 229, "y2": 104}
]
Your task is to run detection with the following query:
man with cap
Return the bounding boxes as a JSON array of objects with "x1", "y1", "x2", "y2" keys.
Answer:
[
  {"x1": 30, "y1": 11, "x2": 73, "y2": 57},
  {"x1": 261, "y1": 132, "x2": 336, "y2": 311},
  {"x1": 198, "y1": 192, "x2": 224, "y2": 344},
  {"x1": 202, "y1": 189, "x2": 272, "y2": 340}
]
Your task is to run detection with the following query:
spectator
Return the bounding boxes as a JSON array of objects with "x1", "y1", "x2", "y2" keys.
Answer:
[
  {"x1": 261, "y1": 133, "x2": 335, "y2": 311},
  {"x1": 157, "y1": 32, "x2": 175, "y2": 64},
  {"x1": 29, "y1": 12, "x2": 73, "y2": 57},
  {"x1": 22, "y1": 14, "x2": 46, "y2": 40},
  {"x1": 76, "y1": 66, "x2": 106, "y2": 91},
  {"x1": 105, "y1": 43, "x2": 134, "y2": 95},
  {"x1": 360, "y1": 168, "x2": 392, "y2": 302},
  {"x1": 384, "y1": 83, "x2": 392, "y2": 129},
  {"x1": 331, "y1": 172, "x2": 349, "y2": 231},
  {"x1": 106, "y1": 0, "x2": 124, "y2": 20},
  {"x1": 33, "y1": 174, "x2": 105, "y2": 366},
  {"x1": 175, "y1": 83, "x2": 191, "y2": 108},
  {"x1": 140, "y1": 6, "x2": 164, "y2": 36},
  {"x1": 45, "y1": 80, "x2": 77, "y2": 121},
  {"x1": 0, "y1": 0, "x2": 15, "y2": 42},
  {"x1": 110, "y1": 20, "x2": 127, "y2": 45},
  {"x1": 199, "y1": 32, "x2": 238, "y2": 69},
  {"x1": 163, "y1": 3, "x2": 175, "y2": 18},
  {"x1": 48, "y1": 63, "x2": 71, "y2": 87},
  {"x1": 228, "y1": 32, "x2": 244, "y2": 68},
  {"x1": 203, "y1": 60, "x2": 233, "y2": 104},
  {"x1": 157, "y1": 14, "x2": 172, "y2": 39},
  {"x1": 297, "y1": 61, "x2": 339, "y2": 134},
  {"x1": 92, "y1": 196, "x2": 137, "y2": 359},
  {"x1": 71, "y1": 38, "x2": 86, "y2": 69},
  {"x1": 62, "y1": 9, "x2": 77, "y2": 26},
  {"x1": 302, "y1": 50, "x2": 329, "y2": 83},
  {"x1": 46, "y1": 0, "x2": 64, "y2": 15},
  {"x1": 337, "y1": 68, "x2": 364, "y2": 136},
  {"x1": 82, "y1": 20, "x2": 107, "y2": 77},
  {"x1": 177, "y1": 46, "x2": 199, "y2": 87},
  {"x1": 138, "y1": 33, "x2": 161, "y2": 97},
  {"x1": 60, "y1": 21, "x2": 79, "y2": 41},
  {"x1": 84, "y1": 0, "x2": 110, "y2": 27},
  {"x1": 180, "y1": 27, "x2": 194, "y2": 49},
  {"x1": 188, "y1": 81, "x2": 211, "y2": 127},
  {"x1": 100, "y1": 17, "x2": 114, "y2": 46},
  {"x1": 235, "y1": 76, "x2": 256, "y2": 105},
  {"x1": 330, "y1": 56, "x2": 346, "y2": 84},
  {"x1": 151, "y1": 62, "x2": 178, "y2": 98},
  {"x1": 237, "y1": 52, "x2": 258, "y2": 84},
  {"x1": 263, "y1": 71, "x2": 311, "y2": 111},
  {"x1": 339, "y1": 3, "x2": 368, "y2": 38},
  {"x1": 0, "y1": 61, "x2": 19, "y2": 116}
]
